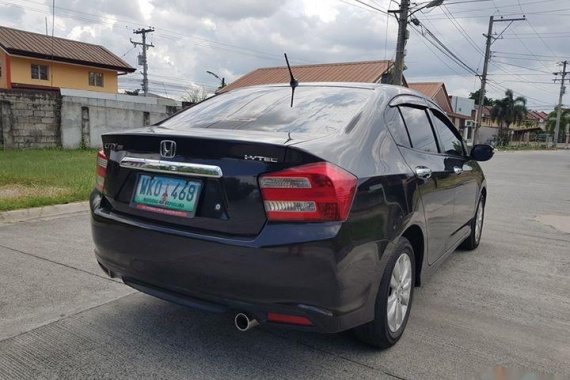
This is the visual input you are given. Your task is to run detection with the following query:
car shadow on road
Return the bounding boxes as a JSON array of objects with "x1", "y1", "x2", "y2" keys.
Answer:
[{"x1": 66, "y1": 293, "x2": 401, "y2": 378}]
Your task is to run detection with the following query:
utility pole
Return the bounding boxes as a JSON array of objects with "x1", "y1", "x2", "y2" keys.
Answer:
[
  {"x1": 473, "y1": 16, "x2": 525, "y2": 144},
  {"x1": 474, "y1": 16, "x2": 494, "y2": 145},
  {"x1": 390, "y1": 0, "x2": 444, "y2": 86},
  {"x1": 131, "y1": 27, "x2": 155, "y2": 96},
  {"x1": 392, "y1": 0, "x2": 410, "y2": 86},
  {"x1": 553, "y1": 60, "x2": 568, "y2": 148}
]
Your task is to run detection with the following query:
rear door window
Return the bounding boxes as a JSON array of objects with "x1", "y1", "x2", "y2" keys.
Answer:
[
  {"x1": 385, "y1": 107, "x2": 411, "y2": 147},
  {"x1": 398, "y1": 106, "x2": 438, "y2": 153},
  {"x1": 429, "y1": 110, "x2": 465, "y2": 156}
]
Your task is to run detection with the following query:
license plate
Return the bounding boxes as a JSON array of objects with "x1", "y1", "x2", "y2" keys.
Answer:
[{"x1": 131, "y1": 174, "x2": 202, "y2": 218}]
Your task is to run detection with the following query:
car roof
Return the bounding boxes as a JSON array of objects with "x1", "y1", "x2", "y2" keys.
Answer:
[{"x1": 225, "y1": 82, "x2": 413, "y2": 94}]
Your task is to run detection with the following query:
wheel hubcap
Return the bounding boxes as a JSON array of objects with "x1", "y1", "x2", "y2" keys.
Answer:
[
  {"x1": 475, "y1": 200, "x2": 484, "y2": 243},
  {"x1": 387, "y1": 253, "x2": 412, "y2": 333}
]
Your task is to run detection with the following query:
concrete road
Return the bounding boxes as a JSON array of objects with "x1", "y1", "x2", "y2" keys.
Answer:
[{"x1": 0, "y1": 150, "x2": 569, "y2": 379}]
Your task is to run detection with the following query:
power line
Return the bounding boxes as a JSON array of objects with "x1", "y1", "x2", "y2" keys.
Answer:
[
  {"x1": 0, "y1": 0, "x2": 314, "y2": 66},
  {"x1": 486, "y1": 80, "x2": 552, "y2": 106},
  {"x1": 423, "y1": 0, "x2": 559, "y2": 16},
  {"x1": 492, "y1": 55, "x2": 557, "y2": 63},
  {"x1": 489, "y1": 62, "x2": 554, "y2": 93},
  {"x1": 352, "y1": 0, "x2": 389, "y2": 14},
  {"x1": 440, "y1": 5, "x2": 485, "y2": 56},
  {"x1": 413, "y1": 19, "x2": 479, "y2": 75},
  {"x1": 408, "y1": 25, "x2": 465, "y2": 76},
  {"x1": 492, "y1": 60, "x2": 553, "y2": 74}
]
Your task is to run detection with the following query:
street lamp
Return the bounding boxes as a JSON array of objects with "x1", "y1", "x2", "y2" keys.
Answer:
[
  {"x1": 391, "y1": 0, "x2": 444, "y2": 86},
  {"x1": 206, "y1": 70, "x2": 226, "y2": 89},
  {"x1": 410, "y1": 0, "x2": 444, "y2": 17}
]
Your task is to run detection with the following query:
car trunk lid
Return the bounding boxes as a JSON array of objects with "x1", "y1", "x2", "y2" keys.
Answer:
[{"x1": 100, "y1": 129, "x2": 320, "y2": 237}]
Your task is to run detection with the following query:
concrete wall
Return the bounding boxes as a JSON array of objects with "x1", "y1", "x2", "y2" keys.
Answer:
[
  {"x1": 478, "y1": 126, "x2": 498, "y2": 144},
  {"x1": 60, "y1": 89, "x2": 181, "y2": 148},
  {"x1": 0, "y1": 89, "x2": 60, "y2": 148}
]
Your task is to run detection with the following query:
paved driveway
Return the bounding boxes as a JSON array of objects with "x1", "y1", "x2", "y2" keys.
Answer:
[{"x1": 1, "y1": 150, "x2": 569, "y2": 379}]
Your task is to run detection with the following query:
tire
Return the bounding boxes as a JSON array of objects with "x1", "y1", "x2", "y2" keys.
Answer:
[
  {"x1": 354, "y1": 237, "x2": 415, "y2": 349},
  {"x1": 460, "y1": 194, "x2": 485, "y2": 250}
]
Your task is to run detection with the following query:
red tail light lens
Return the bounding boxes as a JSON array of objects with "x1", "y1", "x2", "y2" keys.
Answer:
[
  {"x1": 267, "y1": 312, "x2": 313, "y2": 326},
  {"x1": 259, "y1": 162, "x2": 357, "y2": 222},
  {"x1": 95, "y1": 149, "x2": 107, "y2": 192}
]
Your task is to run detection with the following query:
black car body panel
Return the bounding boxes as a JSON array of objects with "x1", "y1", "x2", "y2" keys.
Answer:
[{"x1": 91, "y1": 83, "x2": 487, "y2": 333}]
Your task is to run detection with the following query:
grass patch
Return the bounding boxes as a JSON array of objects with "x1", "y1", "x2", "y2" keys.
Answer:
[{"x1": 0, "y1": 149, "x2": 97, "y2": 211}]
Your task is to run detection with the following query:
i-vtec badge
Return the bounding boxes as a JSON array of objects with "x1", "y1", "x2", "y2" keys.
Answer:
[{"x1": 244, "y1": 155, "x2": 278, "y2": 163}]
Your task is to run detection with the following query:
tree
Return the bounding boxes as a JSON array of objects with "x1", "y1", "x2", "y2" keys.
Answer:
[
  {"x1": 124, "y1": 89, "x2": 140, "y2": 96},
  {"x1": 182, "y1": 86, "x2": 209, "y2": 104},
  {"x1": 546, "y1": 108, "x2": 570, "y2": 138},
  {"x1": 469, "y1": 89, "x2": 494, "y2": 106},
  {"x1": 490, "y1": 89, "x2": 527, "y2": 145}
]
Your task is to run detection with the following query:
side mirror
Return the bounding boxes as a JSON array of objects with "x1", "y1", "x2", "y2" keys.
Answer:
[{"x1": 470, "y1": 144, "x2": 494, "y2": 161}]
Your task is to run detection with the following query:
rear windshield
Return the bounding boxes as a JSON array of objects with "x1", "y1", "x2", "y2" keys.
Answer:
[{"x1": 160, "y1": 86, "x2": 372, "y2": 134}]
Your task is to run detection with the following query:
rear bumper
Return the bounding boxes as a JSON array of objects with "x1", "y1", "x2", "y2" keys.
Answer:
[{"x1": 90, "y1": 192, "x2": 386, "y2": 333}]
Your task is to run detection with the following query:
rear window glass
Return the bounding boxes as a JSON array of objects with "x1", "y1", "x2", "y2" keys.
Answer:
[
  {"x1": 399, "y1": 106, "x2": 438, "y2": 153},
  {"x1": 385, "y1": 107, "x2": 411, "y2": 147},
  {"x1": 160, "y1": 86, "x2": 372, "y2": 134}
]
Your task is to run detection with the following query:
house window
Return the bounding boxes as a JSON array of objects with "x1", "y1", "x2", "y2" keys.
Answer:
[
  {"x1": 31, "y1": 64, "x2": 49, "y2": 80},
  {"x1": 89, "y1": 72, "x2": 104, "y2": 87}
]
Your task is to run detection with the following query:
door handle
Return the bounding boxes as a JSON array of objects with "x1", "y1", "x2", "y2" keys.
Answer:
[
  {"x1": 415, "y1": 166, "x2": 432, "y2": 180},
  {"x1": 453, "y1": 166, "x2": 463, "y2": 175}
]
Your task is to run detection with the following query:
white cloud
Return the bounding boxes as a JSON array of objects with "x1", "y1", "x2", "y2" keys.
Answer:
[
  {"x1": 138, "y1": 0, "x2": 154, "y2": 20},
  {"x1": 201, "y1": 18, "x2": 216, "y2": 31},
  {"x1": 302, "y1": 0, "x2": 339, "y2": 23},
  {"x1": 1, "y1": 0, "x2": 566, "y2": 109}
]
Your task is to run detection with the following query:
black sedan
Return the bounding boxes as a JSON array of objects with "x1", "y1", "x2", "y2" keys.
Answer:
[{"x1": 91, "y1": 83, "x2": 493, "y2": 348}]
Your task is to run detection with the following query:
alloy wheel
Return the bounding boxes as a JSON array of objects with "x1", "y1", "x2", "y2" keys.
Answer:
[
  {"x1": 475, "y1": 199, "x2": 484, "y2": 243},
  {"x1": 387, "y1": 253, "x2": 412, "y2": 333}
]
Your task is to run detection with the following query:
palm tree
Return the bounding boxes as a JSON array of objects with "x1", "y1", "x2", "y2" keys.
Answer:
[
  {"x1": 490, "y1": 89, "x2": 527, "y2": 145},
  {"x1": 547, "y1": 108, "x2": 570, "y2": 142}
]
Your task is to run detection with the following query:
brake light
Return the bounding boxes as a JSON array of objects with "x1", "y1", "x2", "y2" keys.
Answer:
[
  {"x1": 267, "y1": 312, "x2": 313, "y2": 326},
  {"x1": 259, "y1": 162, "x2": 357, "y2": 222},
  {"x1": 95, "y1": 149, "x2": 107, "y2": 192}
]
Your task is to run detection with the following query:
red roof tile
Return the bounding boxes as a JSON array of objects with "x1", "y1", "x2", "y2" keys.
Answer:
[
  {"x1": 220, "y1": 60, "x2": 393, "y2": 93},
  {"x1": 408, "y1": 82, "x2": 453, "y2": 114},
  {"x1": 0, "y1": 25, "x2": 135, "y2": 72},
  {"x1": 408, "y1": 82, "x2": 443, "y2": 98}
]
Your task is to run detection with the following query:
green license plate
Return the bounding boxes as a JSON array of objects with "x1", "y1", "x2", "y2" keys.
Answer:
[{"x1": 132, "y1": 174, "x2": 202, "y2": 218}]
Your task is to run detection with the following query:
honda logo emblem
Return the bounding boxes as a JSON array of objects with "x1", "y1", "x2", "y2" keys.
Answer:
[{"x1": 160, "y1": 140, "x2": 176, "y2": 158}]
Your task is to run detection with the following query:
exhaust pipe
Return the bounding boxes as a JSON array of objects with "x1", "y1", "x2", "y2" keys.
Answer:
[{"x1": 234, "y1": 312, "x2": 259, "y2": 332}]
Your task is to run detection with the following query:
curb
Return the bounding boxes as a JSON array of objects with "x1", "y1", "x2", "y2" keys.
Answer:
[{"x1": 0, "y1": 201, "x2": 89, "y2": 225}]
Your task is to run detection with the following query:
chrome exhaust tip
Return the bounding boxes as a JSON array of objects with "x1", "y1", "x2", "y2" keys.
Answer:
[{"x1": 234, "y1": 312, "x2": 259, "y2": 332}]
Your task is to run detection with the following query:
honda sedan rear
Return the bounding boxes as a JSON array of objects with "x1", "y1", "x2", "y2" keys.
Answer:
[{"x1": 91, "y1": 83, "x2": 491, "y2": 348}]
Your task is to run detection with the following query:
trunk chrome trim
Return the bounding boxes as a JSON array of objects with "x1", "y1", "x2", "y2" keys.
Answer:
[{"x1": 120, "y1": 157, "x2": 223, "y2": 178}]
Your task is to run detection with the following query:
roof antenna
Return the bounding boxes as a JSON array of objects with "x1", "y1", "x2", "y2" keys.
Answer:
[{"x1": 284, "y1": 53, "x2": 298, "y2": 107}]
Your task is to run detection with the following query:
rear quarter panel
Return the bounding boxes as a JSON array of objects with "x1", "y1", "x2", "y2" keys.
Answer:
[{"x1": 294, "y1": 88, "x2": 428, "y2": 283}]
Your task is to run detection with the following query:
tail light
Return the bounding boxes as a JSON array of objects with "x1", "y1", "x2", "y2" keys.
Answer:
[
  {"x1": 259, "y1": 162, "x2": 357, "y2": 222},
  {"x1": 95, "y1": 149, "x2": 108, "y2": 192}
]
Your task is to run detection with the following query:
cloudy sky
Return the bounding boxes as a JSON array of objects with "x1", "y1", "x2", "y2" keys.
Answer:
[{"x1": 1, "y1": 0, "x2": 568, "y2": 110}]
